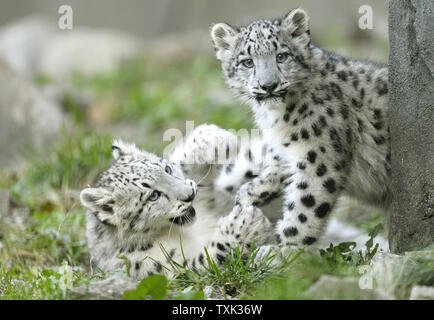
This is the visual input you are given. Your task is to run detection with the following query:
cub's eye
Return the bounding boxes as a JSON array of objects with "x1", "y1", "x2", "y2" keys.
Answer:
[
  {"x1": 276, "y1": 53, "x2": 289, "y2": 63},
  {"x1": 165, "y1": 165, "x2": 172, "y2": 175},
  {"x1": 241, "y1": 59, "x2": 254, "y2": 68},
  {"x1": 149, "y1": 191, "x2": 160, "y2": 201}
]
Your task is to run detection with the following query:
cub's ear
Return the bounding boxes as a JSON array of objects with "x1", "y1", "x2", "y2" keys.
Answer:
[
  {"x1": 80, "y1": 187, "x2": 117, "y2": 226},
  {"x1": 111, "y1": 139, "x2": 140, "y2": 160},
  {"x1": 281, "y1": 8, "x2": 311, "y2": 47},
  {"x1": 210, "y1": 23, "x2": 238, "y2": 60}
]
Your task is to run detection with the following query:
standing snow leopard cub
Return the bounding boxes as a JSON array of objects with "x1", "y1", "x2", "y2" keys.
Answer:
[{"x1": 210, "y1": 8, "x2": 390, "y2": 246}]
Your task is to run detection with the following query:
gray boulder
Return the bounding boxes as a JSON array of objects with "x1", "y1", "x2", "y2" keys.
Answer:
[
  {"x1": 304, "y1": 275, "x2": 394, "y2": 300},
  {"x1": 0, "y1": 15, "x2": 57, "y2": 78},
  {"x1": 69, "y1": 276, "x2": 138, "y2": 300},
  {"x1": 0, "y1": 15, "x2": 144, "y2": 81},
  {"x1": 0, "y1": 60, "x2": 67, "y2": 170},
  {"x1": 37, "y1": 28, "x2": 143, "y2": 81},
  {"x1": 409, "y1": 286, "x2": 434, "y2": 300}
]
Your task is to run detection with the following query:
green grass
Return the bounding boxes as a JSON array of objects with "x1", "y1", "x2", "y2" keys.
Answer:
[
  {"x1": 70, "y1": 55, "x2": 252, "y2": 133},
  {"x1": 0, "y1": 35, "x2": 430, "y2": 300},
  {"x1": 0, "y1": 205, "x2": 91, "y2": 299},
  {"x1": 7, "y1": 128, "x2": 113, "y2": 211},
  {"x1": 164, "y1": 244, "x2": 303, "y2": 298},
  {"x1": 118, "y1": 241, "x2": 374, "y2": 301},
  {"x1": 0, "y1": 128, "x2": 111, "y2": 299},
  {"x1": 0, "y1": 53, "x2": 255, "y2": 300},
  {"x1": 245, "y1": 251, "x2": 357, "y2": 299}
]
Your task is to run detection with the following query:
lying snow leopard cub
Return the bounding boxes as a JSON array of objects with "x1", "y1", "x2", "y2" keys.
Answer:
[
  {"x1": 80, "y1": 139, "x2": 273, "y2": 280},
  {"x1": 211, "y1": 8, "x2": 390, "y2": 246}
]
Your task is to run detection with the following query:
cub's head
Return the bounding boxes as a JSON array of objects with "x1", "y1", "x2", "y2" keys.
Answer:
[
  {"x1": 211, "y1": 8, "x2": 312, "y2": 106},
  {"x1": 80, "y1": 140, "x2": 197, "y2": 233}
]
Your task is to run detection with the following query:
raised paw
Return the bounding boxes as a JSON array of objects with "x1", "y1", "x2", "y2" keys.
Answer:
[
  {"x1": 234, "y1": 183, "x2": 256, "y2": 206},
  {"x1": 170, "y1": 124, "x2": 239, "y2": 185},
  {"x1": 184, "y1": 124, "x2": 238, "y2": 165},
  {"x1": 219, "y1": 205, "x2": 273, "y2": 246}
]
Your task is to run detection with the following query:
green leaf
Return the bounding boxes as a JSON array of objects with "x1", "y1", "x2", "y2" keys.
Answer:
[
  {"x1": 203, "y1": 247, "x2": 221, "y2": 277},
  {"x1": 368, "y1": 243, "x2": 380, "y2": 259},
  {"x1": 173, "y1": 289, "x2": 205, "y2": 300},
  {"x1": 336, "y1": 241, "x2": 357, "y2": 253},
  {"x1": 368, "y1": 223, "x2": 382, "y2": 239},
  {"x1": 41, "y1": 269, "x2": 57, "y2": 277},
  {"x1": 365, "y1": 223, "x2": 383, "y2": 250},
  {"x1": 123, "y1": 275, "x2": 167, "y2": 300}
]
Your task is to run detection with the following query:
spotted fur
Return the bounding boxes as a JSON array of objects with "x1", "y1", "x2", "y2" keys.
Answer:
[
  {"x1": 81, "y1": 136, "x2": 274, "y2": 280},
  {"x1": 211, "y1": 8, "x2": 390, "y2": 246}
]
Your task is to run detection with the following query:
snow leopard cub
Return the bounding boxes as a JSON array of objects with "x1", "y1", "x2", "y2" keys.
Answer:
[
  {"x1": 210, "y1": 8, "x2": 390, "y2": 246},
  {"x1": 80, "y1": 138, "x2": 273, "y2": 279}
]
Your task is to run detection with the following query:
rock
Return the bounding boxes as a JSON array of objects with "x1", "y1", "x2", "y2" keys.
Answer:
[
  {"x1": 69, "y1": 276, "x2": 139, "y2": 300},
  {"x1": 0, "y1": 16, "x2": 144, "y2": 113},
  {"x1": 0, "y1": 15, "x2": 144, "y2": 81},
  {"x1": 405, "y1": 248, "x2": 434, "y2": 261},
  {"x1": 0, "y1": 60, "x2": 67, "y2": 170},
  {"x1": 38, "y1": 28, "x2": 143, "y2": 81},
  {"x1": 304, "y1": 275, "x2": 394, "y2": 300},
  {"x1": 0, "y1": 189, "x2": 30, "y2": 230},
  {"x1": 0, "y1": 15, "x2": 57, "y2": 78},
  {"x1": 203, "y1": 285, "x2": 236, "y2": 300},
  {"x1": 359, "y1": 250, "x2": 434, "y2": 299},
  {"x1": 388, "y1": 0, "x2": 434, "y2": 253},
  {"x1": 320, "y1": 217, "x2": 389, "y2": 252},
  {"x1": 363, "y1": 252, "x2": 409, "y2": 297},
  {"x1": 409, "y1": 286, "x2": 434, "y2": 300},
  {"x1": 203, "y1": 286, "x2": 225, "y2": 300}
]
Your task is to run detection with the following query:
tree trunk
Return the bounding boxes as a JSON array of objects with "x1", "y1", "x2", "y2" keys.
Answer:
[{"x1": 388, "y1": 0, "x2": 434, "y2": 253}]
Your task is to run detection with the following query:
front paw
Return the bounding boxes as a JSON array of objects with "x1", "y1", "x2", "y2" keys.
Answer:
[
  {"x1": 220, "y1": 205, "x2": 273, "y2": 246},
  {"x1": 234, "y1": 183, "x2": 256, "y2": 206},
  {"x1": 185, "y1": 124, "x2": 238, "y2": 165}
]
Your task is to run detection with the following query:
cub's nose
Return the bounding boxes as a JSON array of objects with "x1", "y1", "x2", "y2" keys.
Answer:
[
  {"x1": 260, "y1": 82, "x2": 278, "y2": 93},
  {"x1": 182, "y1": 192, "x2": 196, "y2": 202},
  {"x1": 182, "y1": 179, "x2": 197, "y2": 202}
]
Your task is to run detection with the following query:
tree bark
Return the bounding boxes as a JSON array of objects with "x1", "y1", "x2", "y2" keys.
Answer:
[{"x1": 388, "y1": 0, "x2": 434, "y2": 253}]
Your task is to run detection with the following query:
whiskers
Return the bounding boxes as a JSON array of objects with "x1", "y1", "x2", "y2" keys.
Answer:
[
  {"x1": 231, "y1": 89, "x2": 256, "y2": 105},
  {"x1": 178, "y1": 210, "x2": 194, "y2": 237},
  {"x1": 167, "y1": 217, "x2": 176, "y2": 242},
  {"x1": 197, "y1": 184, "x2": 212, "y2": 190},
  {"x1": 183, "y1": 211, "x2": 195, "y2": 224},
  {"x1": 235, "y1": 81, "x2": 305, "y2": 104},
  {"x1": 166, "y1": 165, "x2": 211, "y2": 242},
  {"x1": 198, "y1": 164, "x2": 212, "y2": 184}
]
